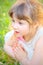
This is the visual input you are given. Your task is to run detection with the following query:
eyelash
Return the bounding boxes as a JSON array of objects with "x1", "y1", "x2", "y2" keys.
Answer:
[
  {"x1": 12, "y1": 20, "x2": 23, "y2": 25},
  {"x1": 19, "y1": 22, "x2": 23, "y2": 24},
  {"x1": 12, "y1": 20, "x2": 15, "y2": 22}
]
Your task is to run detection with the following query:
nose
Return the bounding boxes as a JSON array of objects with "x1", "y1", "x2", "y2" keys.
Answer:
[{"x1": 12, "y1": 22, "x2": 19, "y2": 30}]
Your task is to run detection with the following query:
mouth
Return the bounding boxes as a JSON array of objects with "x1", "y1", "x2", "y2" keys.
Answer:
[
  {"x1": 15, "y1": 31, "x2": 25, "y2": 41},
  {"x1": 15, "y1": 31, "x2": 20, "y2": 34}
]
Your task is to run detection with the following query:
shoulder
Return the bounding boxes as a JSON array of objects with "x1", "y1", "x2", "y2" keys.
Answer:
[
  {"x1": 34, "y1": 26, "x2": 43, "y2": 55},
  {"x1": 4, "y1": 30, "x2": 14, "y2": 43},
  {"x1": 38, "y1": 26, "x2": 43, "y2": 37},
  {"x1": 35, "y1": 26, "x2": 43, "y2": 49},
  {"x1": 37, "y1": 33, "x2": 43, "y2": 48},
  {"x1": 35, "y1": 26, "x2": 43, "y2": 40},
  {"x1": 37, "y1": 27, "x2": 43, "y2": 43},
  {"x1": 35, "y1": 36, "x2": 43, "y2": 55},
  {"x1": 33, "y1": 36, "x2": 43, "y2": 60}
]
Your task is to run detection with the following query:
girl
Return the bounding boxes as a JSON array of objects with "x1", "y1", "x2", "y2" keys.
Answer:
[{"x1": 4, "y1": 0, "x2": 43, "y2": 65}]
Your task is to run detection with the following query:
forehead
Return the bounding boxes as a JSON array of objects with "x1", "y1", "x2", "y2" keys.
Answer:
[
  {"x1": 12, "y1": 13, "x2": 32, "y2": 24},
  {"x1": 13, "y1": 13, "x2": 30, "y2": 21}
]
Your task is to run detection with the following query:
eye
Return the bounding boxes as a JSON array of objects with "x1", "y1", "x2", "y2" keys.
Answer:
[
  {"x1": 19, "y1": 22, "x2": 23, "y2": 24},
  {"x1": 12, "y1": 20, "x2": 15, "y2": 22}
]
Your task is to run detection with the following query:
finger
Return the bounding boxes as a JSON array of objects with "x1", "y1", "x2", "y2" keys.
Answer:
[
  {"x1": 18, "y1": 40, "x2": 29, "y2": 53},
  {"x1": 18, "y1": 44, "x2": 27, "y2": 56},
  {"x1": 12, "y1": 43, "x2": 18, "y2": 51},
  {"x1": 18, "y1": 44, "x2": 26, "y2": 53},
  {"x1": 15, "y1": 45, "x2": 27, "y2": 58},
  {"x1": 14, "y1": 46, "x2": 23, "y2": 56},
  {"x1": 12, "y1": 42, "x2": 24, "y2": 52},
  {"x1": 14, "y1": 47, "x2": 23, "y2": 61}
]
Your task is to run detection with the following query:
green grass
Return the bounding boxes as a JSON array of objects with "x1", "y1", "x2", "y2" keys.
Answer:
[
  {"x1": 0, "y1": 0, "x2": 20, "y2": 65},
  {"x1": 39, "y1": 0, "x2": 43, "y2": 3},
  {"x1": 0, "y1": 0, "x2": 43, "y2": 65}
]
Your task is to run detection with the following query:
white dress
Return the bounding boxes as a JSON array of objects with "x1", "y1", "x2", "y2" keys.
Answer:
[{"x1": 4, "y1": 26, "x2": 43, "y2": 65}]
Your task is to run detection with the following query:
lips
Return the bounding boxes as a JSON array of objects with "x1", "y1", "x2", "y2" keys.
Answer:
[
  {"x1": 15, "y1": 31, "x2": 20, "y2": 34},
  {"x1": 15, "y1": 31, "x2": 25, "y2": 40}
]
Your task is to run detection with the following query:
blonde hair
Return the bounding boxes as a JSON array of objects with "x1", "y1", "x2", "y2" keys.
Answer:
[{"x1": 9, "y1": 0, "x2": 43, "y2": 25}]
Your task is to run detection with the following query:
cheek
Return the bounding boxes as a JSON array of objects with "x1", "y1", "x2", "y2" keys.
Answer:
[{"x1": 20, "y1": 25, "x2": 30, "y2": 35}]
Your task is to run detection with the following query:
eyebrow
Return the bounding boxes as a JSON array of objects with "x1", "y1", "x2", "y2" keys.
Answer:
[
  {"x1": 17, "y1": 15, "x2": 32, "y2": 24},
  {"x1": 12, "y1": 15, "x2": 32, "y2": 24},
  {"x1": 17, "y1": 15, "x2": 29, "y2": 20}
]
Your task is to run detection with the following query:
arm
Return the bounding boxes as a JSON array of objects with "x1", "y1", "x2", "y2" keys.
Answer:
[
  {"x1": 30, "y1": 36, "x2": 43, "y2": 65},
  {"x1": 4, "y1": 42, "x2": 16, "y2": 59},
  {"x1": 3, "y1": 31, "x2": 17, "y2": 60},
  {"x1": 21, "y1": 36, "x2": 43, "y2": 65}
]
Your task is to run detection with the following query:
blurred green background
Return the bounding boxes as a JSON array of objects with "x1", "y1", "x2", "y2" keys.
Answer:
[{"x1": 0, "y1": 0, "x2": 43, "y2": 65}]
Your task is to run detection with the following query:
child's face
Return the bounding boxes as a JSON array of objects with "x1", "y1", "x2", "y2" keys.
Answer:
[{"x1": 12, "y1": 16, "x2": 30, "y2": 37}]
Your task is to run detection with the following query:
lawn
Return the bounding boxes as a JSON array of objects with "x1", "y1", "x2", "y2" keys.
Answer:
[
  {"x1": 0, "y1": 0, "x2": 43, "y2": 65},
  {"x1": 0, "y1": 0, "x2": 20, "y2": 65}
]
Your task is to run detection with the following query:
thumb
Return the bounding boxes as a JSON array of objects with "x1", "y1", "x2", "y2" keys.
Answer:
[{"x1": 17, "y1": 37, "x2": 29, "y2": 54}]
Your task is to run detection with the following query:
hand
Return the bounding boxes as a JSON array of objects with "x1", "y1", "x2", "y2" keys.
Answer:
[
  {"x1": 12, "y1": 41, "x2": 27, "y2": 62},
  {"x1": 7, "y1": 31, "x2": 21, "y2": 46},
  {"x1": 7, "y1": 31, "x2": 28, "y2": 63}
]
